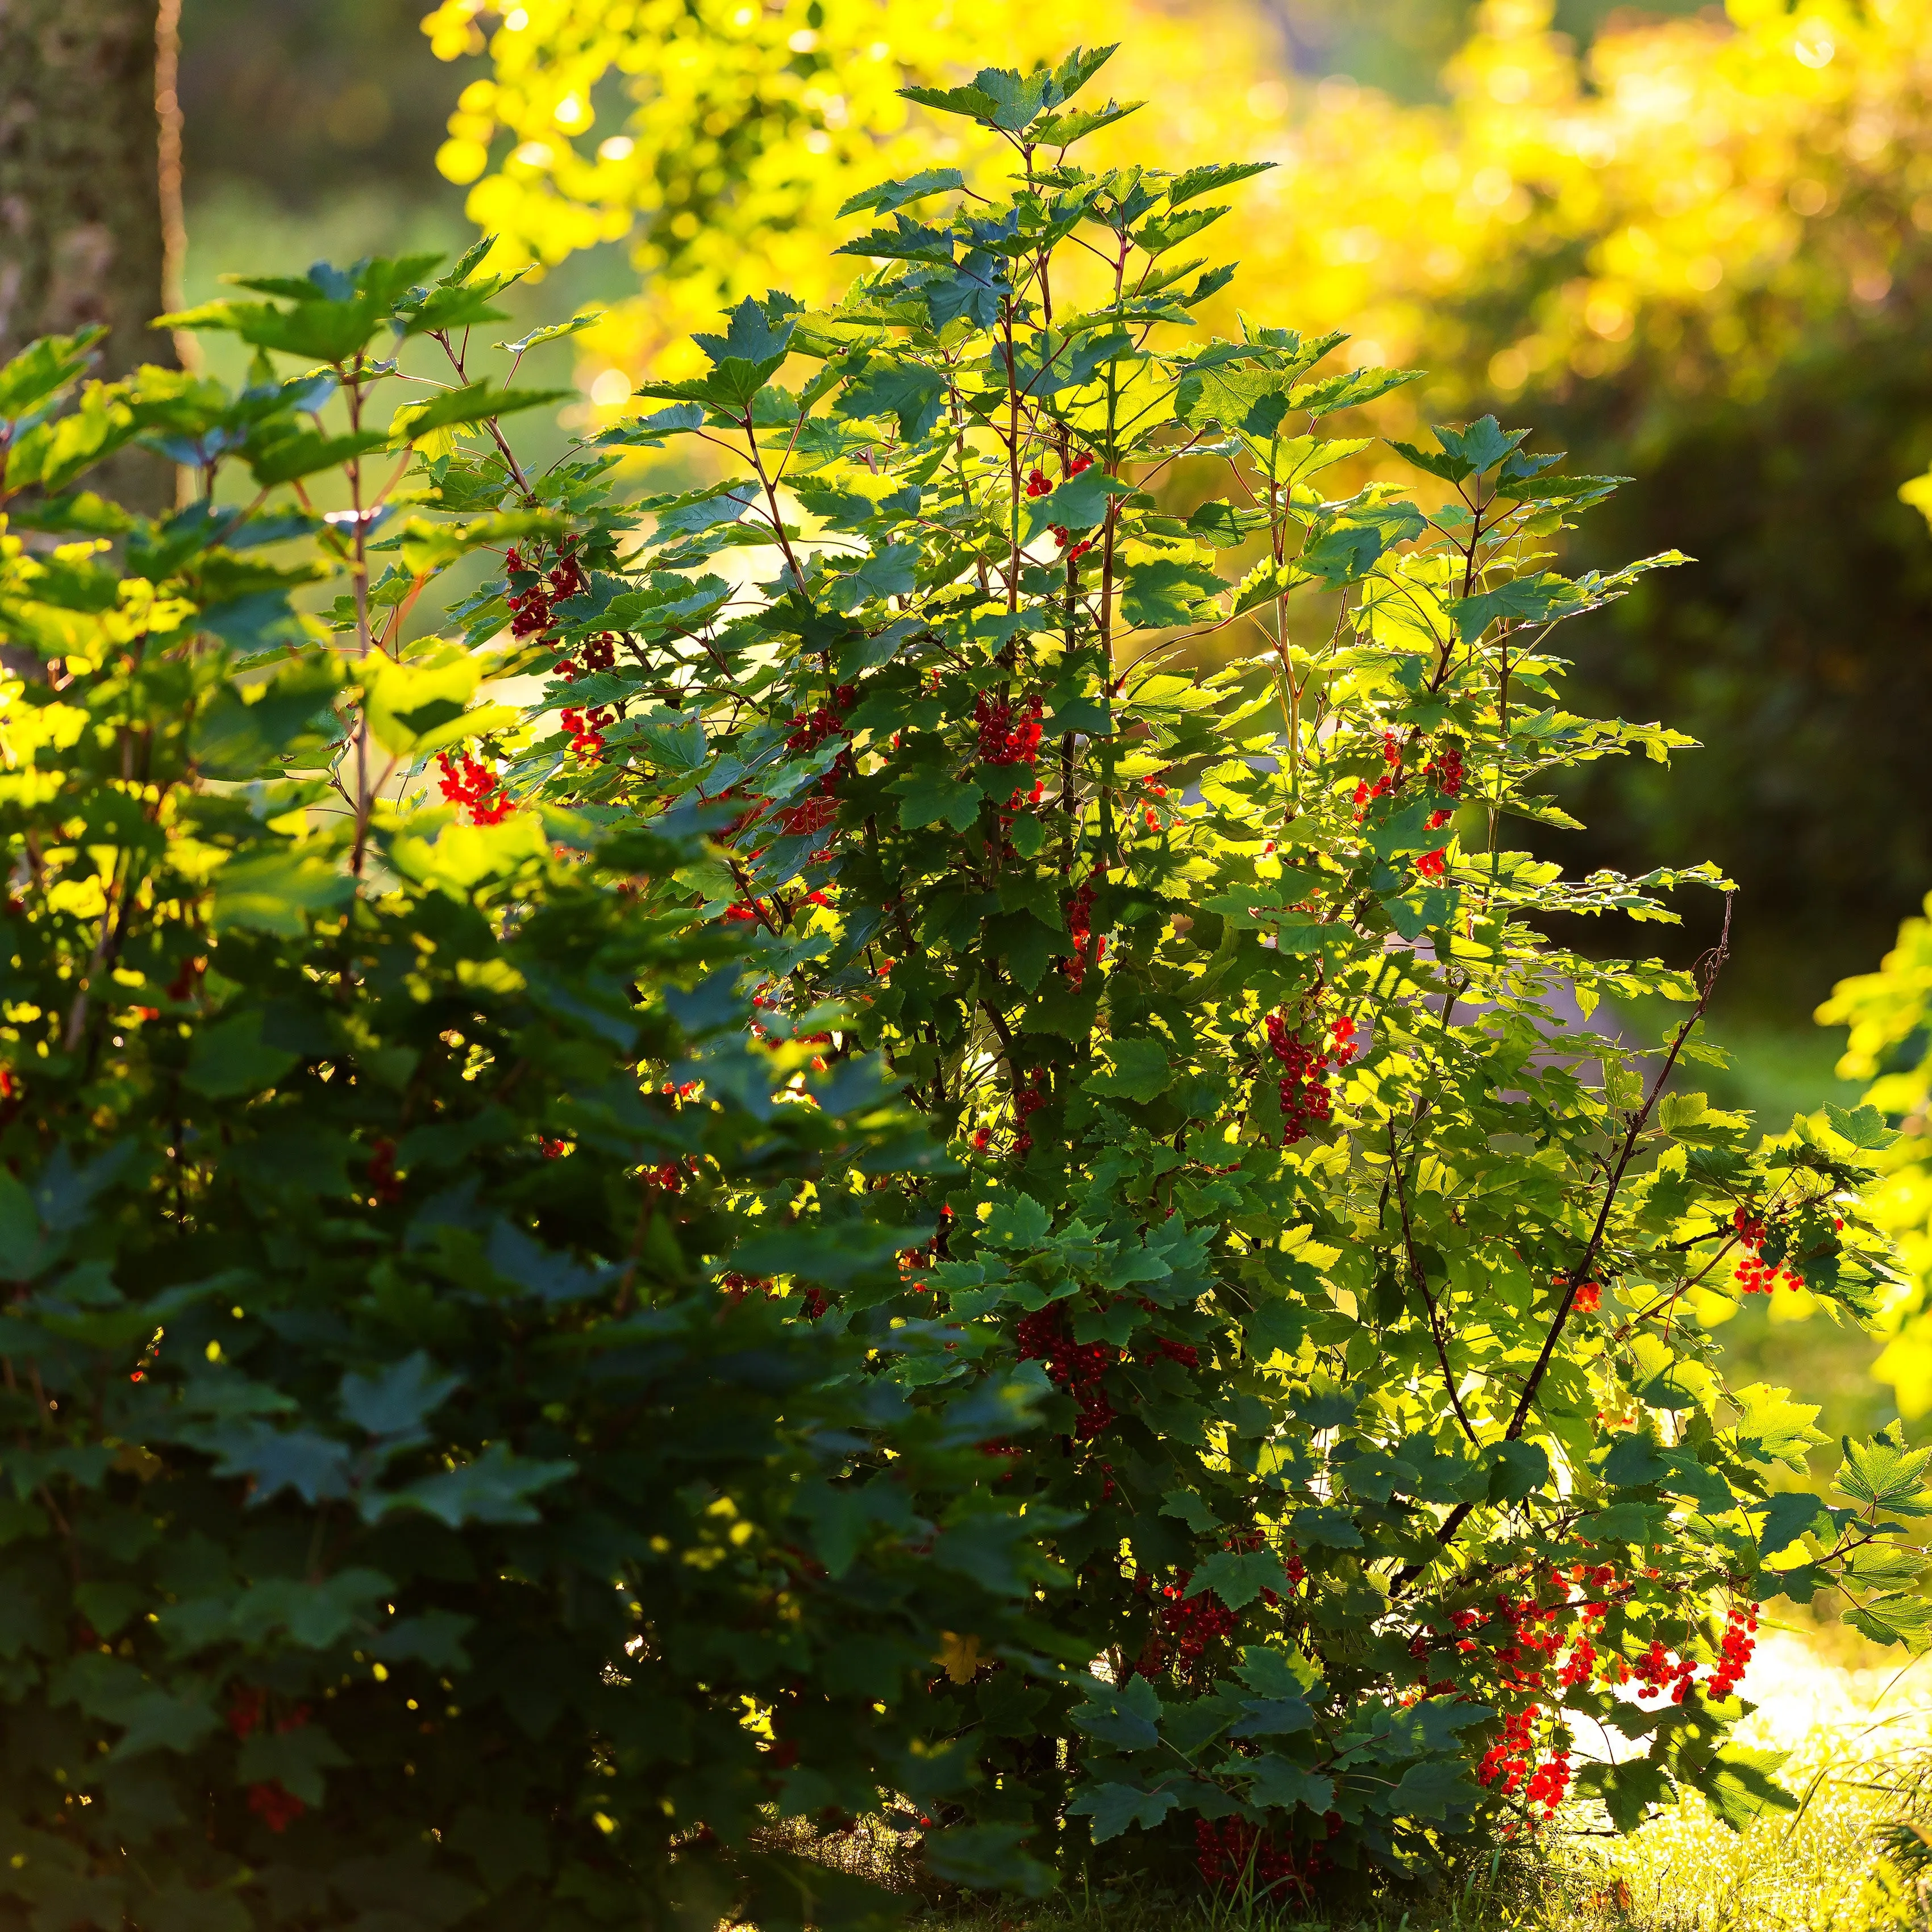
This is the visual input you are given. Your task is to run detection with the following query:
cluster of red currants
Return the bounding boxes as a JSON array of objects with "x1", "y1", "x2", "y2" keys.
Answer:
[
  {"x1": 1193, "y1": 1816, "x2": 1326, "y2": 1899},
  {"x1": 1014, "y1": 1308, "x2": 1117, "y2": 1436},
  {"x1": 974, "y1": 689, "x2": 1045, "y2": 769},
  {"x1": 1012, "y1": 1077, "x2": 1046, "y2": 1157},
  {"x1": 552, "y1": 630, "x2": 616, "y2": 682},
  {"x1": 1630, "y1": 1638, "x2": 1700, "y2": 1704},
  {"x1": 775, "y1": 685, "x2": 859, "y2": 839},
  {"x1": 505, "y1": 544, "x2": 584, "y2": 640},
  {"x1": 1265, "y1": 1011, "x2": 1356, "y2": 1144},
  {"x1": 1423, "y1": 742, "x2": 1464, "y2": 831},
  {"x1": 1731, "y1": 1206, "x2": 1807, "y2": 1294},
  {"x1": 435, "y1": 749, "x2": 516, "y2": 826},
  {"x1": 228, "y1": 1688, "x2": 313, "y2": 1834},
  {"x1": 786, "y1": 686, "x2": 857, "y2": 753},
  {"x1": 1351, "y1": 731, "x2": 1404, "y2": 819},
  {"x1": 1157, "y1": 1572, "x2": 1241, "y2": 1663},
  {"x1": 556, "y1": 704, "x2": 613, "y2": 760},
  {"x1": 1706, "y1": 1605, "x2": 1758, "y2": 1699},
  {"x1": 1063, "y1": 879, "x2": 1104, "y2": 990}
]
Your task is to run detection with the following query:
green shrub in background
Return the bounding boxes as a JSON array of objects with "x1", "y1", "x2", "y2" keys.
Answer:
[
  {"x1": 1530, "y1": 326, "x2": 1932, "y2": 993},
  {"x1": 1812, "y1": 473, "x2": 1932, "y2": 1435},
  {"x1": 0, "y1": 284, "x2": 1049, "y2": 1929},
  {"x1": 453, "y1": 46, "x2": 1932, "y2": 1899},
  {"x1": 1818, "y1": 907, "x2": 1932, "y2": 1422}
]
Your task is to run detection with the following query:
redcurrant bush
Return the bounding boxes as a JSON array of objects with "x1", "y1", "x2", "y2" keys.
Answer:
[{"x1": 376, "y1": 48, "x2": 1932, "y2": 1903}]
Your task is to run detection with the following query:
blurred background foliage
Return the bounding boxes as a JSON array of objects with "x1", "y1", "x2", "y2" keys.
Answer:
[{"x1": 174, "y1": 0, "x2": 1932, "y2": 1448}]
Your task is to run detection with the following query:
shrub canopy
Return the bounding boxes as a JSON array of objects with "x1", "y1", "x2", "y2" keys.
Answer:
[
  {"x1": 440, "y1": 44, "x2": 1932, "y2": 1891},
  {"x1": 0, "y1": 293, "x2": 1045, "y2": 1930}
]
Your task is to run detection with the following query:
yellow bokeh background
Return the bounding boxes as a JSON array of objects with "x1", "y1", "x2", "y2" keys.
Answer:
[{"x1": 419, "y1": 0, "x2": 1932, "y2": 409}]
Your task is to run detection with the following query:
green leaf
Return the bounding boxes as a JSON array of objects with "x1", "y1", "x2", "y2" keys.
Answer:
[
  {"x1": 828, "y1": 542, "x2": 920, "y2": 613},
  {"x1": 838, "y1": 359, "x2": 947, "y2": 442},
  {"x1": 1688, "y1": 1747, "x2": 1796, "y2": 1831},
  {"x1": 729, "y1": 1218, "x2": 928, "y2": 1289},
  {"x1": 1160, "y1": 1489, "x2": 1220, "y2": 1533},
  {"x1": 1185, "y1": 1547, "x2": 1290, "y2": 1612},
  {"x1": 0, "y1": 328, "x2": 105, "y2": 418},
  {"x1": 108, "y1": 1689, "x2": 222, "y2": 1762},
  {"x1": 1390, "y1": 1758, "x2": 1480, "y2": 1820},
  {"x1": 1233, "y1": 557, "x2": 1310, "y2": 615},
  {"x1": 980, "y1": 1192, "x2": 1052, "y2": 1250},
  {"x1": 1730, "y1": 1383, "x2": 1826, "y2": 1466},
  {"x1": 1244, "y1": 1756, "x2": 1334, "y2": 1813},
  {"x1": 392, "y1": 382, "x2": 571, "y2": 444},
  {"x1": 1133, "y1": 205, "x2": 1230, "y2": 259},
  {"x1": 597, "y1": 400, "x2": 706, "y2": 448},
  {"x1": 244, "y1": 426, "x2": 392, "y2": 487},
  {"x1": 1235, "y1": 1646, "x2": 1318, "y2": 1700},
  {"x1": 692, "y1": 293, "x2": 797, "y2": 372},
  {"x1": 1627, "y1": 1334, "x2": 1716, "y2": 1413},
  {"x1": 1184, "y1": 500, "x2": 1251, "y2": 548},
  {"x1": 794, "y1": 1480, "x2": 913, "y2": 1580},
  {"x1": 922, "y1": 1822, "x2": 1054, "y2": 1896},
  {"x1": 1067, "y1": 1781, "x2": 1177, "y2": 1843},
  {"x1": 1824, "y1": 1102, "x2": 1899, "y2": 1151},
  {"x1": 836, "y1": 168, "x2": 967, "y2": 219},
  {"x1": 1068, "y1": 1673, "x2": 1160, "y2": 1751},
  {"x1": 1446, "y1": 571, "x2": 1586, "y2": 646},
  {"x1": 1166, "y1": 163, "x2": 1274, "y2": 210},
  {"x1": 494, "y1": 313, "x2": 605, "y2": 357},
  {"x1": 0, "y1": 1169, "x2": 43, "y2": 1280},
  {"x1": 396, "y1": 508, "x2": 564, "y2": 576},
  {"x1": 184, "y1": 1010, "x2": 300, "y2": 1099},
  {"x1": 5, "y1": 381, "x2": 135, "y2": 491},
  {"x1": 1844, "y1": 1591, "x2": 1932, "y2": 1647},
  {"x1": 1288, "y1": 366, "x2": 1423, "y2": 416},
  {"x1": 1300, "y1": 503, "x2": 1425, "y2": 581},
  {"x1": 371, "y1": 1440, "x2": 575, "y2": 1528},
  {"x1": 203, "y1": 1423, "x2": 351, "y2": 1506},
  {"x1": 236, "y1": 1722, "x2": 351, "y2": 1804},
  {"x1": 193, "y1": 653, "x2": 343, "y2": 781},
  {"x1": 211, "y1": 845, "x2": 355, "y2": 938},
  {"x1": 357, "y1": 652, "x2": 488, "y2": 757},
  {"x1": 1838, "y1": 1429, "x2": 1932, "y2": 1517},
  {"x1": 73, "y1": 1583, "x2": 147, "y2": 1639},
  {"x1": 339, "y1": 1352, "x2": 463, "y2": 1439},
  {"x1": 1120, "y1": 559, "x2": 1225, "y2": 630},
  {"x1": 645, "y1": 480, "x2": 761, "y2": 550},
  {"x1": 368, "y1": 1610, "x2": 475, "y2": 1671},
  {"x1": 1022, "y1": 465, "x2": 1131, "y2": 542},
  {"x1": 1031, "y1": 99, "x2": 1143, "y2": 147},
  {"x1": 900, "y1": 68, "x2": 1052, "y2": 132},
  {"x1": 1088, "y1": 1037, "x2": 1173, "y2": 1104},
  {"x1": 1583, "y1": 1756, "x2": 1673, "y2": 1833},
  {"x1": 1486, "y1": 1438, "x2": 1550, "y2": 1504},
  {"x1": 1756, "y1": 1490, "x2": 1830, "y2": 1558},
  {"x1": 894, "y1": 770, "x2": 984, "y2": 832},
  {"x1": 1227, "y1": 1690, "x2": 1313, "y2": 1739}
]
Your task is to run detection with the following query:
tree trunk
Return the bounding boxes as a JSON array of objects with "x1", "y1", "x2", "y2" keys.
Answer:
[{"x1": 0, "y1": 0, "x2": 180, "y2": 511}]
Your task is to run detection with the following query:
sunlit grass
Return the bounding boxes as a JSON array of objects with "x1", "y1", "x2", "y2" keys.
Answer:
[{"x1": 1562, "y1": 1619, "x2": 1930, "y2": 1931}]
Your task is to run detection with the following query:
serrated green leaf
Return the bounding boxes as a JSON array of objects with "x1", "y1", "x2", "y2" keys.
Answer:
[{"x1": 1066, "y1": 1781, "x2": 1177, "y2": 1842}]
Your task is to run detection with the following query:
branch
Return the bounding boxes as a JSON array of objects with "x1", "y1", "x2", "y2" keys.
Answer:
[
  {"x1": 1394, "y1": 896, "x2": 1735, "y2": 1587},
  {"x1": 1387, "y1": 1123, "x2": 1478, "y2": 1443}
]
